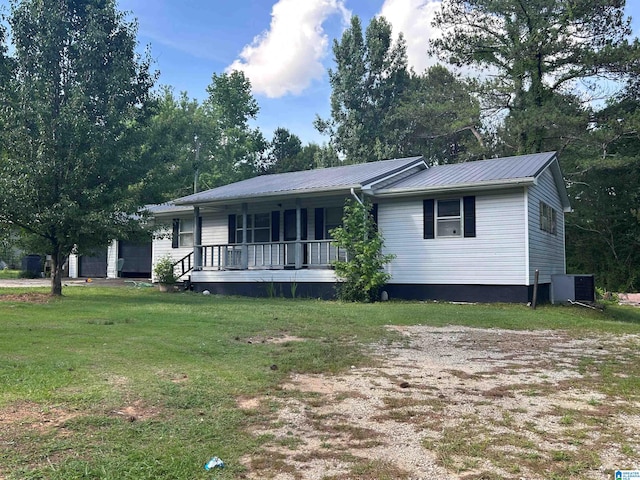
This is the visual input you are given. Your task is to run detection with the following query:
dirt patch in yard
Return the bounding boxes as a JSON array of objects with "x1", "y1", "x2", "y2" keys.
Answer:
[
  {"x1": 241, "y1": 326, "x2": 640, "y2": 479},
  {"x1": 0, "y1": 292, "x2": 51, "y2": 303},
  {"x1": 0, "y1": 401, "x2": 80, "y2": 434}
]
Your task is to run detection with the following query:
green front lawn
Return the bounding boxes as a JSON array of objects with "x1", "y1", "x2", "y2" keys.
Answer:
[{"x1": 0, "y1": 287, "x2": 638, "y2": 479}]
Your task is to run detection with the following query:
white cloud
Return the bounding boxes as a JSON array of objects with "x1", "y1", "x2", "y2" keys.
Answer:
[
  {"x1": 378, "y1": 0, "x2": 442, "y2": 74},
  {"x1": 227, "y1": 0, "x2": 350, "y2": 98}
]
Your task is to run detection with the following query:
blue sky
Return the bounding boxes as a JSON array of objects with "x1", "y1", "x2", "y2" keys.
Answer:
[
  {"x1": 117, "y1": 0, "x2": 388, "y2": 145},
  {"x1": 2, "y1": 1, "x2": 640, "y2": 146}
]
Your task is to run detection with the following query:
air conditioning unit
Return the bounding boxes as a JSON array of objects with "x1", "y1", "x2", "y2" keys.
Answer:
[{"x1": 551, "y1": 274, "x2": 595, "y2": 304}]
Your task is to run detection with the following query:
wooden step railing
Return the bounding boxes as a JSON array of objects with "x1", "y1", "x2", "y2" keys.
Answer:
[{"x1": 172, "y1": 252, "x2": 194, "y2": 279}]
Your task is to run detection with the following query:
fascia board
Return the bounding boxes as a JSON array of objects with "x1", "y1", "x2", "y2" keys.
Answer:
[{"x1": 371, "y1": 177, "x2": 536, "y2": 197}]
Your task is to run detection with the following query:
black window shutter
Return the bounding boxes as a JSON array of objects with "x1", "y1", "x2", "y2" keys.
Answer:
[
  {"x1": 372, "y1": 203, "x2": 379, "y2": 232},
  {"x1": 301, "y1": 209, "x2": 308, "y2": 240},
  {"x1": 172, "y1": 219, "x2": 179, "y2": 248},
  {"x1": 271, "y1": 211, "x2": 280, "y2": 242},
  {"x1": 228, "y1": 214, "x2": 236, "y2": 244},
  {"x1": 463, "y1": 196, "x2": 476, "y2": 238},
  {"x1": 314, "y1": 208, "x2": 324, "y2": 240},
  {"x1": 423, "y1": 200, "x2": 434, "y2": 239}
]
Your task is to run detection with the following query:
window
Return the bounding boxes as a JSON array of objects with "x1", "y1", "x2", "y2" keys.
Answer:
[
  {"x1": 540, "y1": 201, "x2": 557, "y2": 234},
  {"x1": 172, "y1": 218, "x2": 194, "y2": 248},
  {"x1": 314, "y1": 207, "x2": 343, "y2": 240},
  {"x1": 424, "y1": 196, "x2": 475, "y2": 239},
  {"x1": 324, "y1": 207, "x2": 343, "y2": 239},
  {"x1": 179, "y1": 218, "x2": 194, "y2": 247},
  {"x1": 236, "y1": 213, "x2": 271, "y2": 243},
  {"x1": 436, "y1": 199, "x2": 462, "y2": 237}
]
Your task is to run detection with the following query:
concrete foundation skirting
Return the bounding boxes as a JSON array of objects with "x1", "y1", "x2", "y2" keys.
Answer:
[{"x1": 190, "y1": 281, "x2": 550, "y2": 304}]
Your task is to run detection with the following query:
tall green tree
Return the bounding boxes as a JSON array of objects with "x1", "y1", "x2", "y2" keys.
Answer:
[
  {"x1": 390, "y1": 65, "x2": 485, "y2": 164},
  {"x1": 264, "y1": 127, "x2": 312, "y2": 174},
  {"x1": 200, "y1": 71, "x2": 267, "y2": 188},
  {"x1": 313, "y1": 143, "x2": 341, "y2": 168},
  {"x1": 0, "y1": 0, "x2": 155, "y2": 295},
  {"x1": 0, "y1": 21, "x2": 11, "y2": 138},
  {"x1": 138, "y1": 87, "x2": 215, "y2": 202},
  {"x1": 431, "y1": 0, "x2": 639, "y2": 154},
  {"x1": 565, "y1": 91, "x2": 640, "y2": 291},
  {"x1": 316, "y1": 15, "x2": 410, "y2": 163}
]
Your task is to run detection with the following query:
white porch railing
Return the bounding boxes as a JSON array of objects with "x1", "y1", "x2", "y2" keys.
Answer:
[{"x1": 198, "y1": 240, "x2": 347, "y2": 271}]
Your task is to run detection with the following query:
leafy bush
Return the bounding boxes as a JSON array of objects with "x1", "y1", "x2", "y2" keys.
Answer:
[
  {"x1": 153, "y1": 255, "x2": 177, "y2": 284},
  {"x1": 330, "y1": 199, "x2": 394, "y2": 302},
  {"x1": 596, "y1": 286, "x2": 619, "y2": 303}
]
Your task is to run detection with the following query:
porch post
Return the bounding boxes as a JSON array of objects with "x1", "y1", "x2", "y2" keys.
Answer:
[
  {"x1": 193, "y1": 206, "x2": 202, "y2": 270},
  {"x1": 241, "y1": 203, "x2": 249, "y2": 269},
  {"x1": 295, "y1": 198, "x2": 302, "y2": 269}
]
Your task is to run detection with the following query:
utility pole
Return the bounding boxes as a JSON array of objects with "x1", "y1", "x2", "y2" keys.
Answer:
[{"x1": 193, "y1": 135, "x2": 201, "y2": 194}]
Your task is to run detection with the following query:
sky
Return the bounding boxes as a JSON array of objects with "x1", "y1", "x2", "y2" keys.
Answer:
[
  {"x1": 2, "y1": 0, "x2": 640, "y2": 146},
  {"x1": 117, "y1": 0, "x2": 447, "y2": 145}
]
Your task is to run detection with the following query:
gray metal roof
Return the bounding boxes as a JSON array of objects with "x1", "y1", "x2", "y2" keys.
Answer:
[
  {"x1": 376, "y1": 152, "x2": 558, "y2": 193},
  {"x1": 174, "y1": 156, "x2": 425, "y2": 205},
  {"x1": 169, "y1": 151, "x2": 570, "y2": 211}
]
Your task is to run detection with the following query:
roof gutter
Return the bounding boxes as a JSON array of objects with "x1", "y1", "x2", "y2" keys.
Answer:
[{"x1": 370, "y1": 177, "x2": 536, "y2": 197}]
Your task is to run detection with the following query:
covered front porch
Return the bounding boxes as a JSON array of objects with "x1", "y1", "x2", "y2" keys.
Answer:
[{"x1": 171, "y1": 196, "x2": 350, "y2": 279}]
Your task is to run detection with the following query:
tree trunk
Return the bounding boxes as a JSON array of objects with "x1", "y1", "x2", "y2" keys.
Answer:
[{"x1": 50, "y1": 247, "x2": 64, "y2": 296}]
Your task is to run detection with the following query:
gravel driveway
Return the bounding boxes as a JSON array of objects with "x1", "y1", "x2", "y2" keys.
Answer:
[{"x1": 241, "y1": 326, "x2": 640, "y2": 479}]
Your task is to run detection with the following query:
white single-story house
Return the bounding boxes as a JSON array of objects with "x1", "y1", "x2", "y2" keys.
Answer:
[{"x1": 149, "y1": 151, "x2": 571, "y2": 303}]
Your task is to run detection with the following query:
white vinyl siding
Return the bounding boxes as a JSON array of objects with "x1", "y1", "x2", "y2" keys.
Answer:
[
  {"x1": 201, "y1": 215, "x2": 228, "y2": 245},
  {"x1": 527, "y1": 167, "x2": 566, "y2": 284},
  {"x1": 381, "y1": 190, "x2": 527, "y2": 285},
  {"x1": 151, "y1": 214, "x2": 195, "y2": 281},
  {"x1": 68, "y1": 254, "x2": 79, "y2": 278},
  {"x1": 106, "y1": 240, "x2": 118, "y2": 278}
]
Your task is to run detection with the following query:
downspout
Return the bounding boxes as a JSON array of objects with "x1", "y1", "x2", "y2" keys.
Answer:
[{"x1": 350, "y1": 188, "x2": 364, "y2": 206}]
